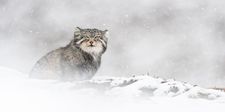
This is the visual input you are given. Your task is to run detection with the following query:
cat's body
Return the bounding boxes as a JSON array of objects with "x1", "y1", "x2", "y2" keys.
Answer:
[{"x1": 29, "y1": 27, "x2": 108, "y2": 81}]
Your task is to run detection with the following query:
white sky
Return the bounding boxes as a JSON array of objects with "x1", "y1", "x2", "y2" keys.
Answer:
[{"x1": 0, "y1": 0, "x2": 225, "y2": 87}]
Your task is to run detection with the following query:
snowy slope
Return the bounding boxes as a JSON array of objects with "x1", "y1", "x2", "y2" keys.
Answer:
[
  {"x1": 0, "y1": 67, "x2": 225, "y2": 112},
  {"x1": 89, "y1": 76, "x2": 225, "y2": 100}
]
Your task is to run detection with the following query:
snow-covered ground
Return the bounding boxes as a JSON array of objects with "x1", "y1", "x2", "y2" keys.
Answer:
[{"x1": 0, "y1": 67, "x2": 225, "y2": 112}]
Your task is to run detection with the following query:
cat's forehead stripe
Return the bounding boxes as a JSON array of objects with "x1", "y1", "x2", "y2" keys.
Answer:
[{"x1": 81, "y1": 29, "x2": 103, "y2": 36}]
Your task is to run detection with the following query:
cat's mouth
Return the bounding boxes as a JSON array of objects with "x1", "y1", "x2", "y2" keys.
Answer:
[{"x1": 88, "y1": 45, "x2": 95, "y2": 47}]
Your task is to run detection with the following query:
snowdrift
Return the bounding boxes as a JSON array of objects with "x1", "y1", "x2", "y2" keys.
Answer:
[
  {"x1": 74, "y1": 75, "x2": 225, "y2": 100},
  {"x1": 0, "y1": 67, "x2": 225, "y2": 112}
]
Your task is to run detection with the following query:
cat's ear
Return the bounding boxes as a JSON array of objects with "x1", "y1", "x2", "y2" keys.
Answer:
[
  {"x1": 102, "y1": 29, "x2": 108, "y2": 35},
  {"x1": 76, "y1": 27, "x2": 83, "y2": 31},
  {"x1": 74, "y1": 27, "x2": 82, "y2": 38}
]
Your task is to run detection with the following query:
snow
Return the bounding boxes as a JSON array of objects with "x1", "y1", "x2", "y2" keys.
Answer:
[{"x1": 0, "y1": 67, "x2": 225, "y2": 112}]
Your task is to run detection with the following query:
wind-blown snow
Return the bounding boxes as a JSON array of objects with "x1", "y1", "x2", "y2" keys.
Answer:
[
  {"x1": 2, "y1": 0, "x2": 225, "y2": 87},
  {"x1": 0, "y1": 67, "x2": 225, "y2": 112}
]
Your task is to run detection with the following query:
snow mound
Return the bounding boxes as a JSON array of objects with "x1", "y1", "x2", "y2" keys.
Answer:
[
  {"x1": 0, "y1": 66, "x2": 225, "y2": 101},
  {"x1": 73, "y1": 75, "x2": 225, "y2": 100}
]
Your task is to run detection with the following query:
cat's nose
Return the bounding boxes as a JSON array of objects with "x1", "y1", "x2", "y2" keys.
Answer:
[{"x1": 89, "y1": 41, "x2": 94, "y2": 45}]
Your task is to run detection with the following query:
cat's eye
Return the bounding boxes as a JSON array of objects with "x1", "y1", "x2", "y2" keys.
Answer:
[
  {"x1": 84, "y1": 36, "x2": 90, "y2": 38},
  {"x1": 86, "y1": 36, "x2": 89, "y2": 38},
  {"x1": 95, "y1": 36, "x2": 101, "y2": 38}
]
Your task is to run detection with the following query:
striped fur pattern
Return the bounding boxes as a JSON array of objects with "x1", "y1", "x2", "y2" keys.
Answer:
[{"x1": 29, "y1": 27, "x2": 108, "y2": 81}]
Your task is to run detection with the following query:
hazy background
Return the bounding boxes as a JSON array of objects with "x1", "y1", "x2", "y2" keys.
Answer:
[{"x1": 0, "y1": 0, "x2": 225, "y2": 87}]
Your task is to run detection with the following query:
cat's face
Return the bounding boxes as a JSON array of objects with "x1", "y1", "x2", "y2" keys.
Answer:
[{"x1": 73, "y1": 27, "x2": 108, "y2": 55}]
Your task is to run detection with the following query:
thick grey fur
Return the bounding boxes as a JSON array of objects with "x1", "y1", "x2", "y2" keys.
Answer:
[{"x1": 29, "y1": 27, "x2": 107, "y2": 81}]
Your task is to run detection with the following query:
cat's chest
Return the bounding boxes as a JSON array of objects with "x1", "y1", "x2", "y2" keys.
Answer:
[{"x1": 63, "y1": 53, "x2": 99, "y2": 68}]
